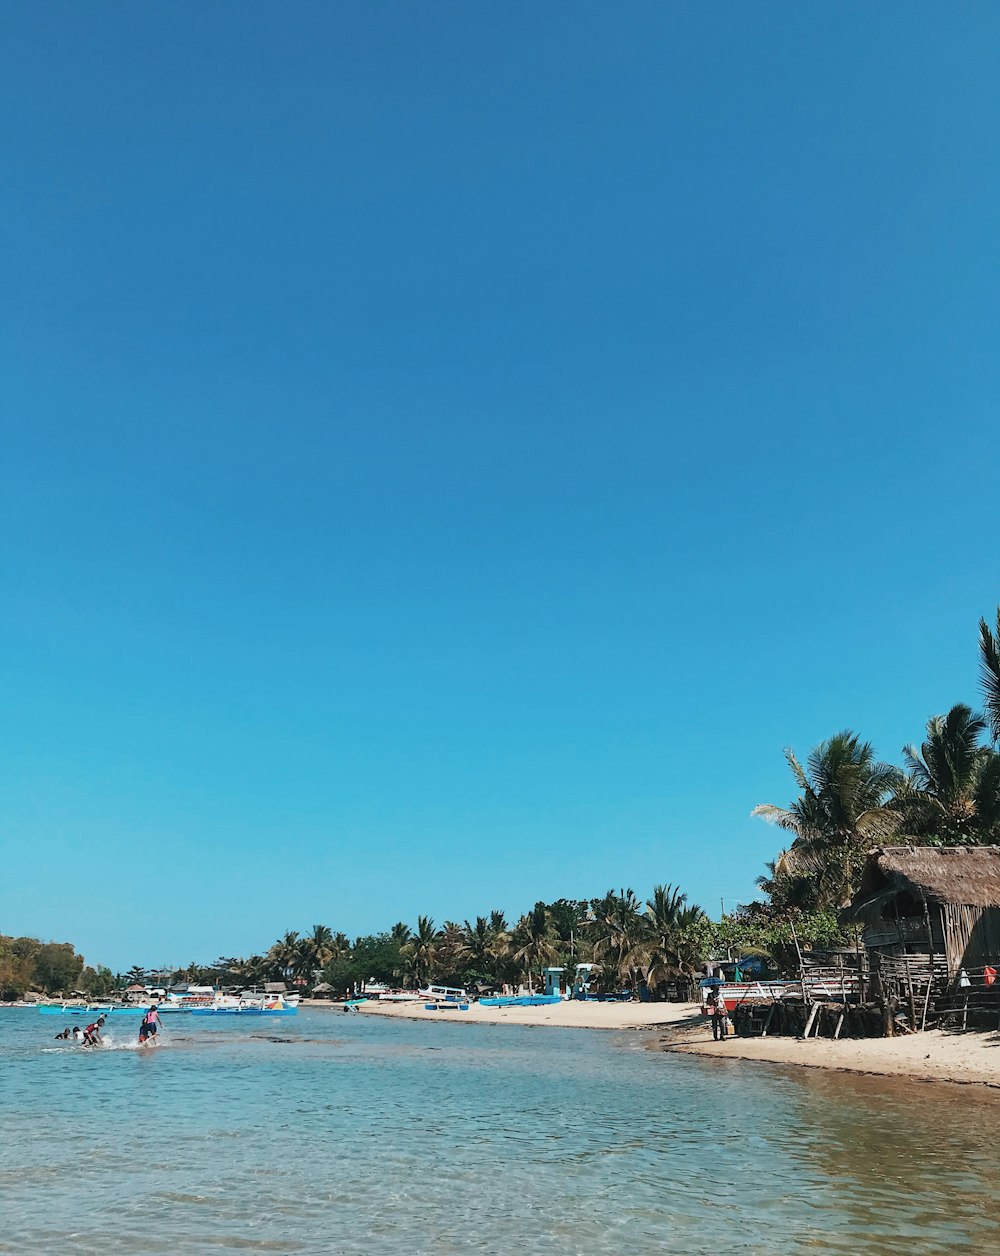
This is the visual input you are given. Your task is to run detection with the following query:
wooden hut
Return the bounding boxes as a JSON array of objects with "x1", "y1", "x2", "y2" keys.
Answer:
[{"x1": 844, "y1": 845, "x2": 1000, "y2": 1027}]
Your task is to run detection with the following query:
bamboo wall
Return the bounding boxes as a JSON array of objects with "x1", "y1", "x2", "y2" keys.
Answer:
[{"x1": 941, "y1": 904, "x2": 1000, "y2": 976}]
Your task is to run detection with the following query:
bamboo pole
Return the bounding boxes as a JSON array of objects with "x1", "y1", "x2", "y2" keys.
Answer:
[
  {"x1": 833, "y1": 1012, "x2": 845, "y2": 1039},
  {"x1": 855, "y1": 926, "x2": 866, "y2": 1003},
  {"x1": 791, "y1": 919, "x2": 810, "y2": 1006},
  {"x1": 893, "y1": 897, "x2": 918, "y2": 1029},
  {"x1": 803, "y1": 1002, "x2": 819, "y2": 1038},
  {"x1": 920, "y1": 894, "x2": 935, "y2": 1032}
]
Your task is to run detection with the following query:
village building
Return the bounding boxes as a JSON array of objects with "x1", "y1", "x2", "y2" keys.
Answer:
[{"x1": 844, "y1": 845, "x2": 1000, "y2": 1028}]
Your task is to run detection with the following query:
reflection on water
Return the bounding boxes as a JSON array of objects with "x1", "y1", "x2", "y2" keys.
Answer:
[{"x1": 1, "y1": 1009, "x2": 997, "y2": 1254}]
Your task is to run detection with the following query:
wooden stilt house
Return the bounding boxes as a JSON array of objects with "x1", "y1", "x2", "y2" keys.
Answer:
[{"x1": 844, "y1": 845, "x2": 1000, "y2": 1028}]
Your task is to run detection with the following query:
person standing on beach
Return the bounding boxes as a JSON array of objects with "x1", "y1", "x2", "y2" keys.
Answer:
[
  {"x1": 138, "y1": 1005, "x2": 161, "y2": 1047},
  {"x1": 711, "y1": 989, "x2": 728, "y2": 1041}
]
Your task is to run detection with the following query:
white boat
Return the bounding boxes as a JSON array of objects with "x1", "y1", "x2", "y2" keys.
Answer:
[
  {"x1": 418, "y1": 984, "x2": 468, "y2": 1004},
  {"x1": 378, "y1": 991, "x2": 422, "y2": 1003},
  {"x1": 159, "y1": 985, "x2": 217, "y2": 1013},
  {"x1": 38, "y1": 1002, "x2": 142, "y2": 1017},
  {"x1": 191, "y1": 994, "x2": 297, "y2": 1017}
]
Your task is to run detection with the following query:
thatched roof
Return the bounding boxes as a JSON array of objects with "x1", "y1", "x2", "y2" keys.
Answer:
[
  {"x1": 845, "y1": 846, "x2": 1000, "y2": 920},
  {"x1": 311, "y1": 982, "x2": 333, "y2": 993},
  {"x1": 263, "y1": 982, "x2": 286, "y2": 993}
]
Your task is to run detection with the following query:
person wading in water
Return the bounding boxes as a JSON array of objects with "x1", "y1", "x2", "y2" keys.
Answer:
[
  {"x1": 83, "y1": 1015, "x2": 106, "y2": 1046},
  {"x1": 138, "y1": 1004, "x2": 162, "y2": 1047}
]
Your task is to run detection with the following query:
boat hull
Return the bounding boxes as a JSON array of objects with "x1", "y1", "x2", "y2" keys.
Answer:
[
  {"x1": 37, "y1": 1004, "x2": 146, "y2": 1016},
  {"x1": 189, "y1": 1006, "x2": 298, "y2": 1016}
]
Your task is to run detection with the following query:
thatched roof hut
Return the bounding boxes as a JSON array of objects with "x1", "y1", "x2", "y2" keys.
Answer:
[
  {"x1": 311, "y1": 982, "x2": 333, "y2": 998},
  {"x1": 849, "y1": 846, "x2": 1000, "y2": 915},
  {"x1": 263, "y1": 982, "x2": 287, "y2": 994},
  {"x1": 845, "y1": 845, "x2": 1000, "y2": 980}
]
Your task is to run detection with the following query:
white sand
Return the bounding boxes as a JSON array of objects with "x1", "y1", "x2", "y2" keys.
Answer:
[
  {"x1": 670, "y1": 1023, "x2": 1000, "y2": 1087},
  {"x1": 353, "y1": 997, "x2": 692, "y2": 1031},
  {"x1": 306, "y1": 998, "x2": 1000, "y2": 1087}
]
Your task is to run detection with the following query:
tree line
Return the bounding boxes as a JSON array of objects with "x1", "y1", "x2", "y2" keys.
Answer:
[
  {"x1": 141, "y1": 887, "x2": 712, "y2": 1000},
  {"x1": 0, "y1": 935, "x2": 114, "y2": 1002}
]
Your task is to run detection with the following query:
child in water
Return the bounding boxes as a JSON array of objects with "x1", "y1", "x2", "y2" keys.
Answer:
[
  {"x1": 138, "y1": 1005, "x2": 161, "y2": 1047},
  {"x1": 82, "y1": 1015, "x2": 106, "y2": 1046}
]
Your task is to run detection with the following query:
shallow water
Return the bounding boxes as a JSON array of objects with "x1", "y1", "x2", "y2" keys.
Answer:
[{"x1": 1, "y1": 1008, "x2": 997, "y2": 1253}]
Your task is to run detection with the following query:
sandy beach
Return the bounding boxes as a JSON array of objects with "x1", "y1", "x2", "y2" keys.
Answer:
[{"x1": 312, "y1": 998, "x2": 1000, "y2": 1087}]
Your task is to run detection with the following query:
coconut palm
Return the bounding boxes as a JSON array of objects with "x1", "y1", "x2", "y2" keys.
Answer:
[
  {"x1": 644, "y1": 884, "x2": 694, "y2": 995},
  {"x1": 401, "y1": 916, "x2": 438, "y2": 986},
  {"x1": 587, "y1": 889, "x2": 649, "y2": 992},
  {"x1": 510, "y1": 903, "x2": 558, "y2": 989},
  {"x1": 435, "y1": 921, "x2": 466, "y2": 982},
  {"x1": 890, "y1": 704, "x2": 1000, "y2": 844},
  {"x1": 755, "y1": 856, "x2": 820, "y2": 914},
  {"x1": 305, "y1": 925, "x2": 336, "y2": 972},
  {"x1": 268, "y1": 930, "x2": 301, "y2": 981},
  {"x1": 462, "y1": 916, "x2": 493, "y2": 974},
  {"x1": 752, "y1": 732, "x2": 900, "y2": 907},
  {"x1": 980, "y1": 609, "x2": 1000, "y2": 745}
]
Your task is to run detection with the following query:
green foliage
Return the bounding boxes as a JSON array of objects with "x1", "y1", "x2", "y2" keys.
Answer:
[
  {"x1": 80, "y1": 965, "x2": 116, "y2": 998},
  {"x1": 320, "y1": 933, "x2": 407, "y2": 994},
  {"x1": 0, "y1": 936, "x2": 87, "y2": 998}
]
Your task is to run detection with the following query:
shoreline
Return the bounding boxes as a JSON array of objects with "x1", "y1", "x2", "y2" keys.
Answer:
[{"x1": 304, "y1": 998, "x2": 1000, "y2": 1088}]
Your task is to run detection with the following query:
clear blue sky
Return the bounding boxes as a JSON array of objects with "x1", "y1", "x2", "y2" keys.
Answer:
[{"x1": 3, "y1": 4, "x2": 999, "y2": 971}]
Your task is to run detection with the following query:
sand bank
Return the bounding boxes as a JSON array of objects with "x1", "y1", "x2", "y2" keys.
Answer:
[
  {"x1": 307, "y1": 998, "x2": 1000, "y2": 1087},
  {"x1": 664, "y1": 1021, "x2": 1000, "y2": 1087},
  {"x1": 345, "y1": 998, "x2": 694, "y2": 1031}
]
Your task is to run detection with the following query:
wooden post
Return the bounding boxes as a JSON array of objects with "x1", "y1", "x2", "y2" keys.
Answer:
[
  {"x1": 791, "y1": 919, "x2": 810, "y2": 1006},
  {"x1": 833, "y1": 1012, "x2": 845, "y2": 1039},
  {"x1": 893, "y1": 896, "x2": 918, "y2": 1030},
  {"x1": 855, "y1": 927, "x2": 866, "y2": 1003},
  {"x1": 761, "y1": 1002, "x2": 776, "y2": 1039},
  {"x1": 919, "y1": 893, "x2": 936, "y2": 1032},
  {"x1": 803, "y1": 1002, "x2": 819, "y2": 1038}
]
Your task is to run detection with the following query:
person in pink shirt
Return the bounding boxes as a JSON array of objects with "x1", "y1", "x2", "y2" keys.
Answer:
[{"x1": 138, "y1": 1005, "x2": 161, "y2": 1047}]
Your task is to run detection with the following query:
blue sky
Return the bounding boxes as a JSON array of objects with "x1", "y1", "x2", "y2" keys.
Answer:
[{"x1": 3, "y1": 4, "x2": 999, "y2": 971}]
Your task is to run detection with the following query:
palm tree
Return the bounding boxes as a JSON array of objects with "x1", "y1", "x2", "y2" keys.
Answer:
[
  {"x1": 401, "y1": 916, "x2": 438, "y2": 986},
  {"x1": 435, "y1": 921, "x2": 466, "y2": 982},
  {"x1": 306, "y1": 925, "x2": 335, "y2": 972},
  {"x1": 510, "y1": 903, "x2": 558, "y2": 990},
  {"x1": 752, "y1": 732, "x2": 900, "y2": 907},
  {"x1": 587, "y1": 889, "x2": 649, "y2": 992},
  {"x1": 644, "y1": 884, "x2": 691, "y2": 996},
  {"x1": 980, "y1": 609, "x2": 1000, "y2": 744},
  {"x1": 268, "y1": 931, "x2": 301, "y2": 982},
  {"x1": 389, "y1": 922, "x2": 412, "y2": 946},
  {"x1": 462, "y1": 916, "x2": 493, "y2": 974},
  {"x1": 890, "y1": 704, "x2": 1000, "y2": 844}
]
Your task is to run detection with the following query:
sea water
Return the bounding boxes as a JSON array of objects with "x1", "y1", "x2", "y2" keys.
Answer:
[{"x1": 1, "y1": 1008, "x2": 997, "y2": 1254}]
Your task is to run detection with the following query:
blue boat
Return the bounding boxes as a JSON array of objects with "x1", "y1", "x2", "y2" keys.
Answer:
[{"x1": 478, "y1": 995, "x2": 562, "y2": 1008}]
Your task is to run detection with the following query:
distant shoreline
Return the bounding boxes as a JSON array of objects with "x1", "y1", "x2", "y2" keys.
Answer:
[{"x1": 306, "y1": 998, "x2": 1000, "y2": 1088}]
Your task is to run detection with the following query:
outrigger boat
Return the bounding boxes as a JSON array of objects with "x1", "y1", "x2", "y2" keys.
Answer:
[
  {"x1": 37, "y1": 1002, "x2": 145, "y2": 1017},
  {"x1": 190, "y1": 994, "x2": 297, "y2": 1016}
]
